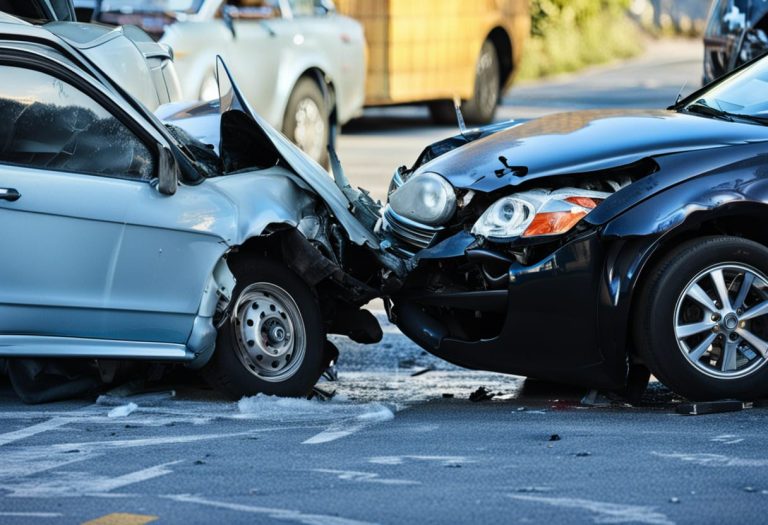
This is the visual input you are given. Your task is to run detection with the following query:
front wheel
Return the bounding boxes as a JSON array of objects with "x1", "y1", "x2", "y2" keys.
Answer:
[
  {"x1": 634, "y1": 236, "x2": 768, "y2": 400},
  {"x1": 202, "y1": 258, "x2": 326, "y2": 399}
]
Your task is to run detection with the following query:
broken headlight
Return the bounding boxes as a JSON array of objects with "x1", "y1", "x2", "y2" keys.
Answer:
[
  {"x1": 389, "y1": 172, "x2": 456, "y2": 226},
  {"x1": 472, "y1": 188, "x2": 610, "y2": 240}
]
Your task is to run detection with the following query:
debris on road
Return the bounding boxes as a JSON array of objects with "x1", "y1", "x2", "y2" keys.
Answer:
[
  {"x1": 410, "y1": 367, "x2": 433, "y2": 377},
  {"x1": 442, "y1": 393, "x2": 455, "y2": 399},
  {"x1": 107, "y1": 403, "x2": 138, "y2": 418},
  {"x1": 676, "y1": 400, "x2": 749, "y2": 416},
  {"x1": 469, "y1": 387, "x2": 495, "y2": 402},
  {"x1": 548, "y1": 434, "x2": 561, "y2": 442},
  {"x1": 669, "y1": 497, "x2": 681, "y2": 504}
]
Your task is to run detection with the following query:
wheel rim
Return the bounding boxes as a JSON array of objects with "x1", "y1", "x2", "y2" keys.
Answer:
[
  {"x1": 674, "y1": 263, "x2": 768, "y2": 380},
  {"x1": 232, "y1": 282, "x2": 306, "y2": 382},
  {"x1": 475, "y1": 44, "x2": 499, "y2": 117},
  {"x1": 293, "y1": 98, "x2": 325, "y2": 162}
]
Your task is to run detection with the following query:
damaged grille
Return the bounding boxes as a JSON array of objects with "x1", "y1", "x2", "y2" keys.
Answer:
[{"x1": 382, "y1": 206, "x2": 443, "y2": 253}]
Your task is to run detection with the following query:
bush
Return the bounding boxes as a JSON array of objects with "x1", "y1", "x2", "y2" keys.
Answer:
[{"x1": 517, "y1": 0, "x2": 643, "y2": 79}]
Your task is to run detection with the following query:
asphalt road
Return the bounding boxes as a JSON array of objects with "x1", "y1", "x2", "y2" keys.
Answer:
[{"x1": 3, "y1": 39, "x2": 768, "y2": 525}]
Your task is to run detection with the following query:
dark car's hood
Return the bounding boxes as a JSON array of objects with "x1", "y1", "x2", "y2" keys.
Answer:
[{"x1": 420, "y1": 110, "x2": 768, "y2": 193}]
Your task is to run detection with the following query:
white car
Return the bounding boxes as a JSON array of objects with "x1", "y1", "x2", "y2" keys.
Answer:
[{"x1": 94, "y1": 0, "x2": 366, "y2": 166}]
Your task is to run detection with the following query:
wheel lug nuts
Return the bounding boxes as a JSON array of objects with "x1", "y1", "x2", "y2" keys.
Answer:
[
  {"x1": 712, "y1": 313, "x2": 721, "y2": 321},
  {"x1": 729, "y1": 333, "x2": 739, "y2": 341}
]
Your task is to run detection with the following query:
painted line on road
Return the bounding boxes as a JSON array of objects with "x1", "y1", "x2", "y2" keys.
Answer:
[
  {"x1": 508, "y1": 495, "x2": 675, "y2": 525},
  {"x1": 5, "y1": 461, "x2": 181, "y2": 498},
  {"x1": 0, "y1": 512, "x2": 63, "y2": 518},
  {"x1": 81, "y1": 513, "x2": 158, "y2": 525},
  {"x1": 302, "y1": 404, "x2": 396, "y2": 445},
  {"x1": 164, "y1": 494, "x2": 376, "y2": 525},
  {"x1": 0, "y1": 417, "x2": 73, "y2": 447},
  {"x1": 312, "y1": 469, "x2": 419, "y2": 485}
]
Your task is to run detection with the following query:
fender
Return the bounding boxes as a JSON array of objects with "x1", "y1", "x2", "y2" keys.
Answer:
[{"x1": 596, "y1": 153, "x2": 768, "y2": 370}]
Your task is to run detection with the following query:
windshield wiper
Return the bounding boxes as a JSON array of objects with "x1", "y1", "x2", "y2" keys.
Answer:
[{"x1": 685, "y1": 101, "x2": 734, "y2": 121}]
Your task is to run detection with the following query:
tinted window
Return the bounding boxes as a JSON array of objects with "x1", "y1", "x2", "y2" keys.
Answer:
[
  {"x1": 0, "y1": 66, "x2": 154, "y2": 180},
  {"x1": 707, "y1": 0, "x2": 750, "y2": 37}
]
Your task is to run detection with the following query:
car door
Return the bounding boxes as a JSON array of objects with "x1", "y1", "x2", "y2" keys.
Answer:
[{"x1": 0, "y1": 61, "x2": 152, "y2": 341}]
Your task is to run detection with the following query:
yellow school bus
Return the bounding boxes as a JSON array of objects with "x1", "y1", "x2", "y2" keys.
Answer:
[{"x1": 335, "y1": 0, "x2": 530, "y2": 124}]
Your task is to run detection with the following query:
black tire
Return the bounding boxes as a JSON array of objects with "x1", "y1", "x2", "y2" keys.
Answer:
[
  {"x1": 428, "y1": 40, "x2": 500, "y2": 126},
  {"x1": 282, "y1": 77, "x2": 330, "y2": 168},
  {"x1": 202, "y1": 258, "x2": 326, "y2": 399},
  {"x1": 634, "y1": 236, "x2": 768, "y2": 400}
]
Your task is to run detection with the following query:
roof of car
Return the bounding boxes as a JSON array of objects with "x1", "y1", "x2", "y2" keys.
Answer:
[{"x1": 0, "y1": 12, "x2": 30, "y2": 25}]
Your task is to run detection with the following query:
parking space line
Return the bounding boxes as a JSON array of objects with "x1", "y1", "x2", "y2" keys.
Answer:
[
  {"x1": 0, "y1": 512, "x2": 63, "y2": 518},
  {"x1": 0, "y1": 417, "x2": 73, "y2": 447}
]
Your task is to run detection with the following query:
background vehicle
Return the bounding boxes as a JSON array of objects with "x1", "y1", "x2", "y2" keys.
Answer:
[
  {"x1": 335, "y1": 0, "x2": 529, "y2": 125},
  {"x1": 88, "y1": 0, "x2": 366, "y2": 167},
  {"x1": 0, "y1": 11, "x2": 391, "y2": 402},
  {"x1": 704, "y1": 0, "x2": 768, "y2": 84},
  {"x1": 382, "y1": 55, "x2": 768, "y2": 401}
]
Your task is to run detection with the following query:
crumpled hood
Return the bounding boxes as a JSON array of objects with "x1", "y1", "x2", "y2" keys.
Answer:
[{"x1": 419, "y1": 109, "x2": 768, "y2": 193}]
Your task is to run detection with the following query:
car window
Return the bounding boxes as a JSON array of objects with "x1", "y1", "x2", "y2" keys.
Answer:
[
  {"x1": 707, "y1": 0, "x2": 750, "y2": 37},
  {"x1": 224, "y1": 0, "x2": 280, "y2": 18},
  {"x1": 692, "y1": 56, "x2": 768, "y2": 117},
  {"x1": 288, "y1": 0, "x2": 313, "y2": 17},
  {"x1": 0, "y1": 65, "x2": 154, "y2": 180}
]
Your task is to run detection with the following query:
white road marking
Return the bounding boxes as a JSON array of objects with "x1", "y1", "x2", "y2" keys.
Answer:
[
  {"x1": 302, "y1": 405, "x2": 394, "y2": 445},
  {"x1": 652, "y1": 451, "x2": 768, "y2": 467},
  {"x1": 508, "y1": 495, "x2": 675, "y2": 525},
  {"x1": 312, "y1": 469, "x2": 420, "y2": 486},
  {"x1": 4, "y1": 461, "x2": 181, "y2": 497},
  {"x1": 711, "y1": 434, "x2": 744, "y2": 445},
  {"x1": 0, "y1": 417, "x2": 73, "y2": 447},
  {"x1": 368, "y1": 455, "x2": 475, "y2": 466},
  {"x1": 0, "y1": 512, "x2": 63, "y2": 518},
  {"x1": 0, "y1": 429, "x2": 286, "y2": 481},
  {"x1": 164, "y1": 494, "x2": 376, "y2": 525}
]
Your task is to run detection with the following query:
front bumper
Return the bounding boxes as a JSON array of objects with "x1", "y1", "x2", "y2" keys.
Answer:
[{"x1": 391, "y1": 232, "x2": 626, "y2": 389}]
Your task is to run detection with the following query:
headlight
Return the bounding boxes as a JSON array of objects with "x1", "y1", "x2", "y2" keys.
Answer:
[
  {"x1": 389, "y1": 172, "x2": 456, "y2": 226},
  {"x1": 472, "y1": 188, "x2": 610, "y2": 239}
]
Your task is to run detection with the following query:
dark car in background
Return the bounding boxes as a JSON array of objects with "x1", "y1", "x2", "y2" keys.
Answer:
[
  {"x1": 704, "y1": 0, "x2": 768, "y2": 84},
  {"x1": 383, "y1": 54, "x2": 768, "y2": 402}
]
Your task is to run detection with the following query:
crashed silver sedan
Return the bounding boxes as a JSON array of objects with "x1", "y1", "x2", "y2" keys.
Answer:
[{"x1": 0, "y1": 12, "x2": 398, "y2": 401}]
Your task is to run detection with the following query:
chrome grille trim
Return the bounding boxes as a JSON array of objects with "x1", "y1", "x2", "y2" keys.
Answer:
[{"x1": 382, "y1": 206, "x2": 443, "y2": 251}]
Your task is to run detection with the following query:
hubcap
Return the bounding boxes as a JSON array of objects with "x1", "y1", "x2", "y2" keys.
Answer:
[
  {"x1": 293, "y1": 98, "x2": 325, "y2": 162},
  {"x1": 674, "y1": 263, "x2": 768, "y2": 379},
  {"x1": 232, "y1": 282, "x2": 306, "y2": 382}
]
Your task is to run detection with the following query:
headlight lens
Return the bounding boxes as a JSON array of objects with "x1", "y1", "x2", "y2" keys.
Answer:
[
  {"x1": 472, "y1": 188, "x2": 610, "y2": 239},
  {"x1": 389, "y1": 172, "x2": 456, "y2": 226}
]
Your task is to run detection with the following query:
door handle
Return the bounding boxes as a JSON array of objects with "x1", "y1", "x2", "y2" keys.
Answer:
[{"x1": 0, "y1": 188, "x2": 21, "y2": 201}]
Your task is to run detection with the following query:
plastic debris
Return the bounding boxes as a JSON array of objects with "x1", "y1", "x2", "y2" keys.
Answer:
[
  {"x1": 676, "y1": 400, "x2": 749, "y2": 415},
  {"x1": 669, "y1": 497, "x2": 680, "y2": 504},
  {"x1": 107, "y1": 402, "x2": 138, "y2": 418},
  {"x1": 442, "y1": 393, "x2": 455, "y2": 399},
  {"x1": 410, "y1": 367, "x2": 433, "y2": 377},
  {"x1": 469, "y1": 387, "x2": 495, "y2": 402},
  {"x1": 548, "y1": 434, "x2": 561, "y2": 441}
]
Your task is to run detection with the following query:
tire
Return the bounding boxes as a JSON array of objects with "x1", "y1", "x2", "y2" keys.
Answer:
[
  {"x1": 202, "y1": 257, "x2": 326, "y2": 399},
  {"x1": 634, "y1": 236, "x2": 768, "y2": 400},
  {"x1": 282, "y1": 77, "x2": 330, "y2": 168},
  {"x1": 428, "y1": 40, "x2": 500, "y2": 126}
]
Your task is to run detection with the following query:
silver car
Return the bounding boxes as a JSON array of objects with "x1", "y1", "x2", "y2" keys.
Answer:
[
  {"x1": 0, "y1": 9, "x2": 396, "y2": 402},
  {"x1": 94, "y1": 0, "x2": 367, "y2": 166}
]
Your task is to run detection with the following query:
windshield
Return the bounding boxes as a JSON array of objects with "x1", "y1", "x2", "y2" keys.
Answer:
[
  {"x1": 100, "y1": 0, "x2": 203, "y2": 13},
  {"x1": 688, "y1": 57, "x2": 768, "y2": 120}
]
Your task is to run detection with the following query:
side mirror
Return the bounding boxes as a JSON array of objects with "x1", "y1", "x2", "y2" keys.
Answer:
[
  {"x1": 222, "y1": 6, "x2": 237, "y2": 38},
  {"x1": 157, "y1": 145, "x2": 179, "y2": 195}
]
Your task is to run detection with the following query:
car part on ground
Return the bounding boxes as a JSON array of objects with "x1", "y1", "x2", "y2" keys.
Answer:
[{"x1": 381, "y1": 54, "x2": 768, "y2": 401}]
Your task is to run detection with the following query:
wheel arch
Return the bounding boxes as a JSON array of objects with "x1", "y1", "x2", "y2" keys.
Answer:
[
  {"x1": 610, "y1": 204, "x2": 768, "y2": 364},
  {"x1": 282, "y1": 67, "x2": 337, "y2": 128}
]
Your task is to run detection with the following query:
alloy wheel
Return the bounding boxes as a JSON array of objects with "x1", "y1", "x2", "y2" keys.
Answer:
[{"x1": 674, "y1": 263, "x2": 768, "y2": 379}]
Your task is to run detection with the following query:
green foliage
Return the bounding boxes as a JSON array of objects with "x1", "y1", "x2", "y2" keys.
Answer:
[{"x1": 518, "y1": 0, "x2": 643, "y2": 79}]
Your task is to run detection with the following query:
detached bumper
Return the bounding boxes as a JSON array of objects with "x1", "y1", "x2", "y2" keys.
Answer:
[{"x1": 392, "y1": 233, "x2": 625, "y2": 389}]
